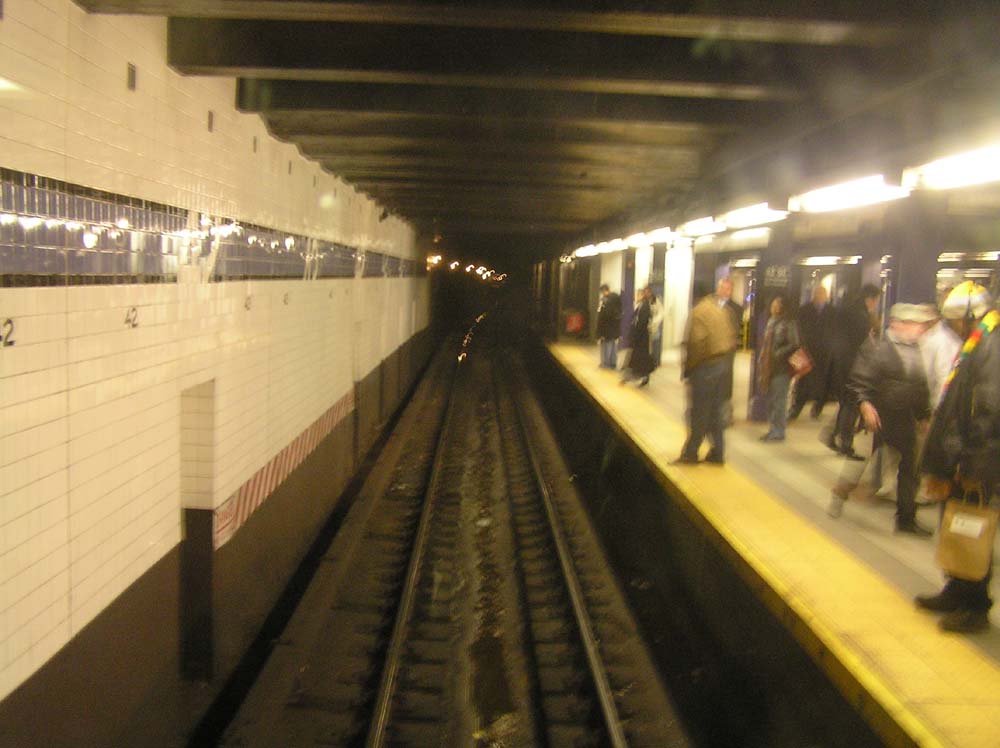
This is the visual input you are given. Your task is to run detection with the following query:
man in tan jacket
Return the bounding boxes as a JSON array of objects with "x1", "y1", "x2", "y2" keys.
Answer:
[{"x1": 677, "y1": 278, "x2": 738, "y2": 464}]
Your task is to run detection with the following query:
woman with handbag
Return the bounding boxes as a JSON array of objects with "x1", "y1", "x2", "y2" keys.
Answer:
[
  {"x1": 915, "y1": 282, "x2": 1000, "y2": 634},
  {"x1": 757, "y1": 294, "x2": 800, "y2": 442}
]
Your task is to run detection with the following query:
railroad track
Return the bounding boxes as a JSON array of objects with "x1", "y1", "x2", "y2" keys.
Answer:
[{"x1": 218, "y1": 335, "x2": 689, "y2": 747}]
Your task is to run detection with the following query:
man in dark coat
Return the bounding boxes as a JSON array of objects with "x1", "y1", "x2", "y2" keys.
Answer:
[
  {"x1": 915, "y1": 282, "x2": 1000, "y2": 633},
  {"x1": 596, "y1": 283, "x2": 623, "y2": 369},
  {"x1": 832, "y1": 303, "x2": 933, "y2": 534},
  {"x1": 789, "y1": 285, "x2": 834, "y2": 420},
  {"x1": 827, "y1": 283, "x2": 881, "y2": 459}
]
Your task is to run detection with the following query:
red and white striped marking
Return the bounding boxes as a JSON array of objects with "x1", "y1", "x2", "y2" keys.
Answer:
[{"x1": 213, "y1": 391, "x2": 355, "y2": 549}]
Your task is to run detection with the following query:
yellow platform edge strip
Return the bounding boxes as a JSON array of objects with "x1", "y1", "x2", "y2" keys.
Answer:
[{"x1": 546, "y1": 343, "x2": 960, "y2": 748}]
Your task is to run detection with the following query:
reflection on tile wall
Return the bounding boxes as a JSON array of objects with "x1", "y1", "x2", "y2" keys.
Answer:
[{"x1": 0, "y1": 169, "x2": 423, "y2": 286}]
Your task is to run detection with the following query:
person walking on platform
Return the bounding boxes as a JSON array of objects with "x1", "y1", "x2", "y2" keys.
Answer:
[
  {"x1": 915, "y1": 282, "x2": 1000, "y2": 633},
  {"x1": 676, "y1": 278, "x2": 738, "y2": 464},
  {"x1": 620, "y1": 286, "x2": 656, "y2": 387},
  {"x1": 758, "y1": 294, "x2": 799, "y2": 442},
  {"x1": 828, "y1": 304, "x2": 933, "y2": 535},
  {"x1": 789, "y1": 285, "x2": 834, "y2": 420},
  {"x1": 596, "y1": 283, "x2": 623, "y2": 370},
  {"x1": 826, "y1": 284, "x2": 881, "y2": 460}
]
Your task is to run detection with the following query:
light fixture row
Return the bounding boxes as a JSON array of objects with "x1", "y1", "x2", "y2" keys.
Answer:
[
  {"x1": 571, "y1": 140, "x2": 1000, "y2": 260},
  {"x1": 425, "y1": 254, "x2": 507, "y2": 282}
]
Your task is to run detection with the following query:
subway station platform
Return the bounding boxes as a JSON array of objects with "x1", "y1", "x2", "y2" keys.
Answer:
[{"x1": 548, "y1": 342, "x2": 1000, "y2": 748}]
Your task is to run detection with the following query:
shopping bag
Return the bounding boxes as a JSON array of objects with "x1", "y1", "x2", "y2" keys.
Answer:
[
  {"x1": 935, "y1": 496, "x2": 999, "y2": 581},
  {"x1": 788, "y1": 347, "x2": 813, "y2": 378}
]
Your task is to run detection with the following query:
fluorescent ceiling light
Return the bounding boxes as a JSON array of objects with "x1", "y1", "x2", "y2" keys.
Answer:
[
  {"x1": 727, "y1": 227, "x2": 771, "y2": 246},
  {"x1": 721, "y1": 203, "x2": 787, "y2": 228},
  {"x1": 902, "y1": 144, "x2": 1000, "y2": 190},
  {"x1": 693, "y1": 235, "x2": 716, "y2": 249},
  {"x1": 681, "y1": 216, "x2": 725, "y2": 236},
  {"x1": 731, "y1": 257, "x2": 760, "y2": 268},
  {"x1": 646, "y1": 227, "x2": 673, "y2": 243},
  {"x1": 788, "y1": 175, "x2": 910, "y2": 213},
  {"x1": 574, "y1": 244, "x2": 598, "y2": 257},
  {"x1": 798, "y1": 255, "x2": 861, "y2": 266},
  {"x1": 938, "y1": 251, "x2": 1000, "y2": 263},
  {"x1": 626, "y1": 232, "x2": 649, "y2": 248}
]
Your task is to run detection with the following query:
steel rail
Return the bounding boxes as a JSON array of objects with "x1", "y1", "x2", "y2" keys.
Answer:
[
  {"x1": 363, "y1": 358, "x2": 462, "y2": 748},
  {"x1": 500, "y1": 362, "x2": 631, "y2": 748}
]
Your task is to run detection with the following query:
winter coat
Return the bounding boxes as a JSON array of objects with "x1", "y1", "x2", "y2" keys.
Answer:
[
  {"x1": 625, "y1": 298, "x2": 656, "y2": 377},
  {"x1": 797, "y1": 302, "x2": 833, "y2": 365},
  {"x1": 683, "y1": 295, "x2": 737, "y2": 377},
  {"x1": 848, "y1": 334, "x2": 931, "y2": 425},
  {"x1": 921, "y1": 321, "x2": 1000, "y2": 491},
  {"x1": 764, "y1": 317, "x2": 800, "y2": 378},
  {"x1": 829, "y1": 298, "x2": 877, "y2": 395},
  {"x1": 596, "y1": 292, "x2": 622, "y2": 340}
]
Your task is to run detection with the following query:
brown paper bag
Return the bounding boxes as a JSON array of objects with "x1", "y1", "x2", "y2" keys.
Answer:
[{"x1": 935, "y1": 499, "x2": 999, "y2": 581}]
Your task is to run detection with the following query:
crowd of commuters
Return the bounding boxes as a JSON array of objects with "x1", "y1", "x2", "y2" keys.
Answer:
[{"x1": 594, "y1": 276, "x2": 999, "y2": 635}]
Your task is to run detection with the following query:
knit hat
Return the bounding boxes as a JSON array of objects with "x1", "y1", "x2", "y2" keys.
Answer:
[
  {"x1": 940, "y1": 281, "x2": 993, "y2": 320},
  {"x1": 889, "y1": 303, "x2": 934, "y2": 322}
]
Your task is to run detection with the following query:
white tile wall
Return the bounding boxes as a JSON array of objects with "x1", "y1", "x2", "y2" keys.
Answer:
[{"x1": 0, "y1": 0, "x2": 429, "y2": 701}]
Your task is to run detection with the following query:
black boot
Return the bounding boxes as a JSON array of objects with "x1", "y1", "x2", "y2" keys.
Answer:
[{"x1": 915, "y1": 589, "x2": 962, "y2": 612}]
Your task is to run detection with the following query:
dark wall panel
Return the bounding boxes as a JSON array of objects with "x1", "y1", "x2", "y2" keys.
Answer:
[
  {"x1": 0, "y1": 550, "x2": 182, "y2": 748},
  {"x1": 380, "y1": 348, "x2": 401, "y2": 423},
  {"x1": 354, "y1": 366, "x2": 382, "y2": 462}
]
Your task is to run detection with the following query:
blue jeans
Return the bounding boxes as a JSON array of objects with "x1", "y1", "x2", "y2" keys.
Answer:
[
  {"x1": 600, "y1": 338, "x2": 618, "y2": 368},
  {"x1": 681, "y1": 358, "x2": 727, "y2": 460},
  {"x1": 767, "y1": 372, "x2": 791, "y2": 438}
]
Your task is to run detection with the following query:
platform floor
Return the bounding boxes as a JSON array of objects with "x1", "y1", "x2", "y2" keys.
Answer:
[{"x1": 549, "y1": 342, "x2": 1000, "y2": 748}]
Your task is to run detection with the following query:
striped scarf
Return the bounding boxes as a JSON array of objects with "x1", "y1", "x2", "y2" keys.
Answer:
[{"x1": 940, "y1": 309, "x2": 1000, "y2": 398}]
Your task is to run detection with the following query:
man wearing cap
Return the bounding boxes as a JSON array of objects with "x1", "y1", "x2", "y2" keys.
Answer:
[
  {"x1": 915, "y1": 282, "x2": 1000, "y2": 633},
  {"x1": 830, "y1": 303, "x2": 933, "y2": 533}
]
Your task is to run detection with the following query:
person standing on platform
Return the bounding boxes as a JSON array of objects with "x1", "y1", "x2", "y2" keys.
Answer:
[
  {"x1": 648, "y1": 288, "x2": 665, "y2": 368},
  {"x1": 828, "y1": 304, "x2": 933, "y2": 534},
  {"x1": 919, "y1": 302, "x2": 962, "y2": 408},
  {"x1": 826, "y1": 283, "x2": 882, "y2": 460},
  {"x1": 620, "y1": 286, "x2": 655, "y2": 387},
  {"x1": 676, "y1": 278, "x2": 738, "y2": 464},
  {"x1": 757, "y1": 294, "x2": 800, "y2": 443},
  {"x1": 596, "y1": 283, "x2": 623, "y2": 370},
  {"x1": 789, "y1": 285, "x2": 834, "y2": 420},
  {"x1": 720, "y1": 285, "x2": 743, "y2": 425},
  {"x1": 915, "y1": 282, "x2": 1000, "y2": 633}
]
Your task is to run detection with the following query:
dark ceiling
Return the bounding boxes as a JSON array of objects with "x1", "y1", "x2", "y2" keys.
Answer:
[{"x1": 76, "y1": 1, "x2": 1000, "y2": 261}]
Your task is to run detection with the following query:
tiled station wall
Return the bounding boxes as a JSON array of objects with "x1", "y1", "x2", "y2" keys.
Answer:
[{"x1": 0, "y1": 0, "x2": 432, "y2": 734}]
